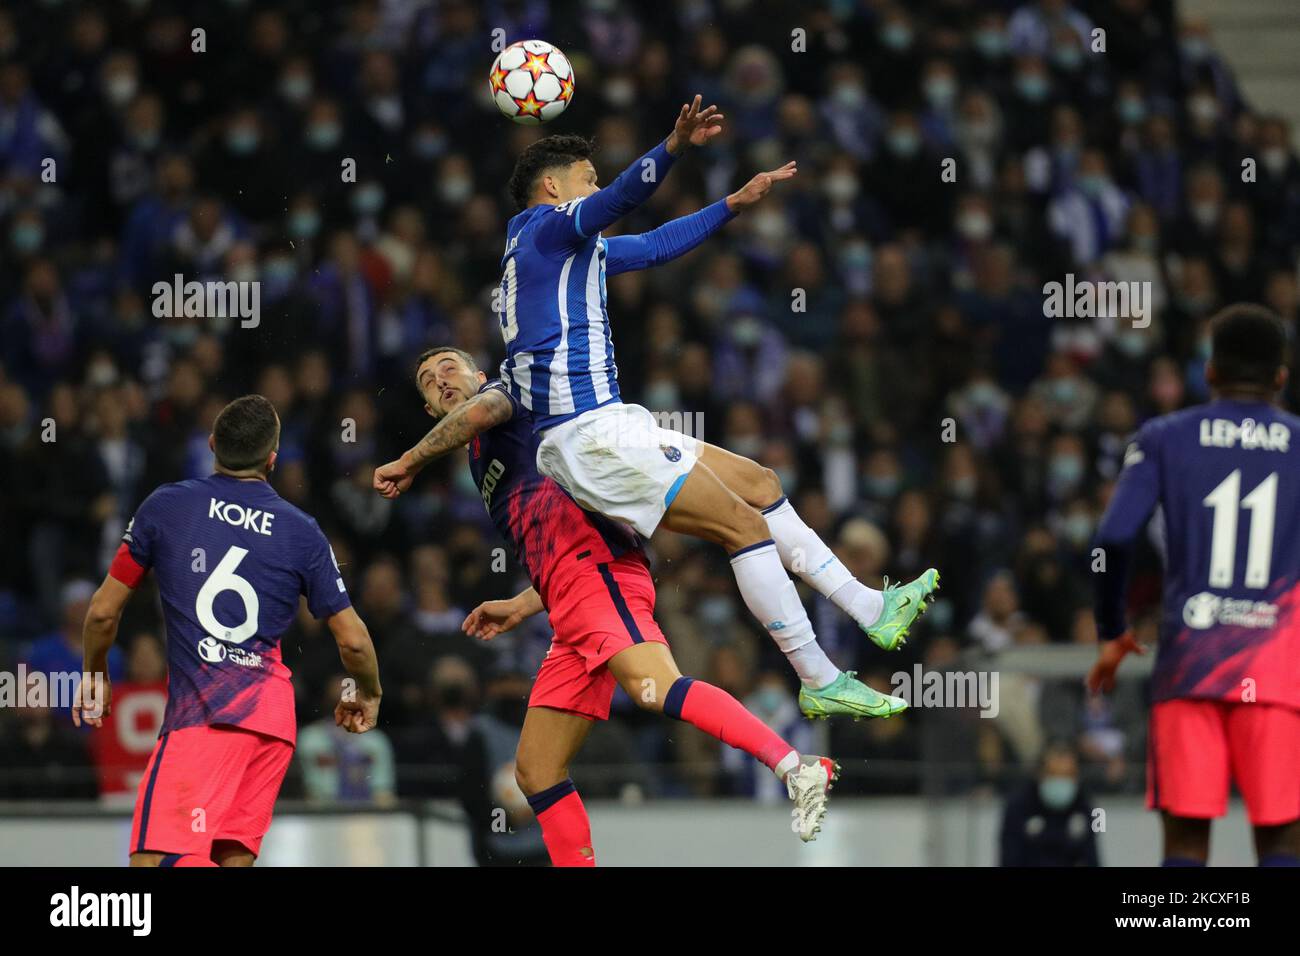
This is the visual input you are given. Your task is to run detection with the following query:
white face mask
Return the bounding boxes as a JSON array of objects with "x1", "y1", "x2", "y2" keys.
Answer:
[
  {"x1": 1190, "y1": 201, "x2": 1220, "y2": 229},
  {"x1": 823, "y1": 172, "x2": 858, "y2": 204},
  {"x1": 958, "y1": 211, "x2": 992, "y2": 241},
  {"x1": 605, "y1": 79, "x2": 635, "y2": 108},
  {"x1": 1187, "y1": 96, "x2": 1218, "y2": 125},
  {"x1": 105, "y1": 74, "x2": 138, "y2": 107},
  {"x1": 1262, "y1": 147, "x2": 1288, "y2": 176}
]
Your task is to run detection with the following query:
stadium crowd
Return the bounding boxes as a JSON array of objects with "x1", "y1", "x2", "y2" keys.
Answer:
[{"x1": 1, "y1": 0, "x2": 1298, "y2": 815}]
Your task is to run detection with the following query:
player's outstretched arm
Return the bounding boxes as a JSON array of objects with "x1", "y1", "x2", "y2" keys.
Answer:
[
  {"x1": 373, "y1": 388, "x2": 514, "y2": 499},
  {"x1": 74, "y1": 575, "x2": 133, "y2": 727},
  {"x1": 543, "y1": 96, "x2": 724, "y2": 251},
  {"x1": 604, "y1": 162, "x2": 796, "y2": 275},
  {"x1": 462, "y1": 587, "x2": 545, "y2": 641},
  {"x1": 325, "y1": 606, "x2": 383, "y2": 733},
  {"x1": 725, "y1": 162, "x2": 798, "y2": 213}
]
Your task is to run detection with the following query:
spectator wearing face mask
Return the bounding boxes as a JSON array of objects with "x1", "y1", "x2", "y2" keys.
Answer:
[{"x1": 1000, "y1": 739, "x2": 1099, "y2": 866}]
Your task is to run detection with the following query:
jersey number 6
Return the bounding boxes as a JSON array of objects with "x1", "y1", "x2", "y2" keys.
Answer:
[{"x1": 196, "y1": 545, "x2": 261, "y2": 644}]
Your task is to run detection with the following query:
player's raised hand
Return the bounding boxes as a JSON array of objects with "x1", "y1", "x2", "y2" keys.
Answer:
[
  {"x1": 666, "y1": 94, "x2": 724, "y2": 154},
  {"x1": 462, "y1": 598, "x2": 529, "y2": 641},
  {"x1": 1085, "y1": 631, "x2": 1145, "y2": 695},
  {"x1": 725, "y1": 161, "x2": 797, "y2": 212},
  {"x1": 72, "y1": 672, "x2": 111, "y2": 728},
  {"x1": 335, "y1": 690, "x2": 380, "y2": 734},
  {"x1": 373, "y1": 456, "x2": 416, "y2": 499}
]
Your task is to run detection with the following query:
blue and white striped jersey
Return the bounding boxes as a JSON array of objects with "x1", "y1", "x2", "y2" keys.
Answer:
[
  {"x1": 497, "y1": 200, "x2": 622, "y2": 430},
  {"x1": 496, "y1": 140, "x2": 736, "y2": 431}
]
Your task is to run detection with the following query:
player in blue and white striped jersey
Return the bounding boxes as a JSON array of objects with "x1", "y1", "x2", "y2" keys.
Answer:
[{"x1": 421, "y1": 98, "x2": 939, "y2": 718}]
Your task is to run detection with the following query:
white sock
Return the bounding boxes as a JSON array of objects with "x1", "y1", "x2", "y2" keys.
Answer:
[
  {"x1": 763, "y1": 497, "x2": 884, "y2": 629},
  {"x1": 729, "y1": 540, "x2": 840, "y2": 689},
  {"x1": 774, "y1": 749, "x2": 801, "y2": 781}
]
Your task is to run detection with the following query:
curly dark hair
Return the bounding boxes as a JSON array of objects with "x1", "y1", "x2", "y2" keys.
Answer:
[
  {"x1": 507, "y1": 134, "x2": 596, "y2": 211},
  {"x1": 1209, "y1": 304, "x2": 1287, "y2": 388}
]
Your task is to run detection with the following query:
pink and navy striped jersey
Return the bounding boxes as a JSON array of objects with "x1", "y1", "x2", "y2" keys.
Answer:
[
  {"x1": 1094, "y1": 398, "x2": 1300, "y2": 709},
  {"x1": 111, "y1": 473, "x2": 351, "y2": 744}
]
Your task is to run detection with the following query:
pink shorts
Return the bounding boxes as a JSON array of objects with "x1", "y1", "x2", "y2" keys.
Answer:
[
  {"x1": 131, "y1": 724, "x2": 293, "y2": 859},
  {"x1": 530, "y1": 554, "x2": 668, "y2": 721},
  {"x1": 1148, "y1": 699, "x2": 1300, "y2": 826}
]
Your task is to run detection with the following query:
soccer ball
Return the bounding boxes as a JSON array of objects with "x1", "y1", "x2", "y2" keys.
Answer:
[{"x1": 489, "y1": 39, "x2": 575, "y2": 125}]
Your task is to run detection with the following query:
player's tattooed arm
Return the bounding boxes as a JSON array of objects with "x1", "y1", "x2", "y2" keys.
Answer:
[
  {"x1": 373, "y1": 389, "x2": 514, "y2": 499},
  {"x1": 462, "y1": 587, "x2": 544, "y2": 641},
  {"x1": 411, "y1": 388, "x2": 514, "y2": 464}
]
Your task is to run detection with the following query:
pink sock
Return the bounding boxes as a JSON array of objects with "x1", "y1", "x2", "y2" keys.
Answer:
[
  {"x1": 664, "y1": 677, "x2": 798, "y2": 776},
  {"x1": 526, "y1": 779, "x2": 595, "y2": 867}
]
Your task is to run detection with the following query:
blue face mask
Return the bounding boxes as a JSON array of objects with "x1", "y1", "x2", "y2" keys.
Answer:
[
  {"x1": 1180, "y1": 37, "x2": 1210, "y2": 63},
  {"x1": 11, "y1": 223, "x2": 44, "y2": 253},
  {"x1": 288, "y1": 210, "x2": 321, "y2": 239},
  {"x1": 1077, "y1": 174, "x2": 1107, "y2": 197},
  {"x1": 263, "y1": 258, "x2": 297, "y2": 284},
  {"x1": 413, "y1": 132, "x2": 447, "y2": 160},
  {"x1": 306, "y1": 123, "x2": 342, "y2": 151},
  {"x1": 1049, "y1": 455, "x2": 1084, "y2": 488},
  {"x1": 226, "y1": 128, "x2": 260, "y2": 155},
  {"x1": 887, "y1": 128, "x2": 921, "y2": 157},
  {"x1": 880, "y1": 24, "x2": 913, "y2": 51},
  {"x1": 973, "y1": 29, "x2": 1007, "y2": 58},
  {"x1": 1049, "y1": 378, "x2": 1078, "y2": 403},
  {"x1": 866, "y1": 474, "x2": 901, "y2": 499},
  {"x1": 1117, "y1": 98, "x2": 1146, "y2": 125},
  {"x1": 753, "y1": 687, "x2": 787, "y2": 715},
  {"x1": 1016, "y1": 74, "x2": 1049, "y2": 102},
  {"x1": 1039, "y1": 776, "x2": 1078, "y2": 810},
  {"x1": 1063, "y1": 514, "x2": 1094, "y2": 548},
  {"x1": 352, "y1": 185, "x2": 385, "y2": 215},
  {"x1": 1053, "y1": 47, "x2": 1083, "y2": 72},
  {"x1": 924, "y1": 78, "x2": 957, "y2": 108}
]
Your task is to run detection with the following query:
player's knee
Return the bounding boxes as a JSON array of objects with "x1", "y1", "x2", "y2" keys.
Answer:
[
  {"x1": 514, "y1": 757, "x2": 564, "y2": 797},
  {"x1": 754, "y1": 465, "x2": 783, "y2": 507}
]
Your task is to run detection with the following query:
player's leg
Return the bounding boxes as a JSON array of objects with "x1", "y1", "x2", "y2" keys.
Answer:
[
  {"x1": 129, "y1": 851, "x2": 220, "y2": 867},
  {"x1": 211, "y1": 729, "x2": 295, "y2": 867},
  {"x1": 210, "y1": 842, "x2": 256, "y2": 867},
  {"x1": 514, "y1": 705, "x2": 597, "y2": 866},
  {"x1": 129, "y1": 727, "x2": 233, "y2": 867},
  {"x1": 1149, "y1": 700, "x2": 1228, "y2": 865},
  {"x1": 592, "y1": 555, "x2": 839, "y2": 842},
  {"x1": 517, "y1": 644, "x2": 605, "y2": 866},
  {"x1": 660, "y1": 460, "x2": 839, "y2": 687},
  {"x1": 1254, "y1": 820, "x2": 1300, "y2": 866},
  {"x1": 608, "y1": 641, "x2": 796, "y2": 771},
  {"x1": 1224, "y1": 701, "x2": 1300, "y2": 866},
  {"x1": 662, "y1": 461, "x2": 906, "y2": 716},
  {"x1": 1161, "y1": 814, "x2": 1211, "y2": 865},
  {"x1": 698, "y1": 440, "x2": 939, "y2": 652}
]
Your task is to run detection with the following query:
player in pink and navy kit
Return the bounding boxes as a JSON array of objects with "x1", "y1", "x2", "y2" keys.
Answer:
[
  {"x1": 1090, "y1": 305, "x2": 1300, "y2": 866},
  {"x1": 373, "y1": 347, "x2": 841, "y2": 863},
  {"x1": 73, "y1": 395, "x2": 383, "y2": 867}
]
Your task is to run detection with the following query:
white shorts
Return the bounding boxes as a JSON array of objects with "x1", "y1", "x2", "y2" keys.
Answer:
[{"x1": 536, "y1": 402, "x2": 701, "y2": 537}]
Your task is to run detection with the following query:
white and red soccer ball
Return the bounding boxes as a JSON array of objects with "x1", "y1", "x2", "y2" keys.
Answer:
[{"x1": 489, "y1": 39, "x2": 574, "y2": 124}]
